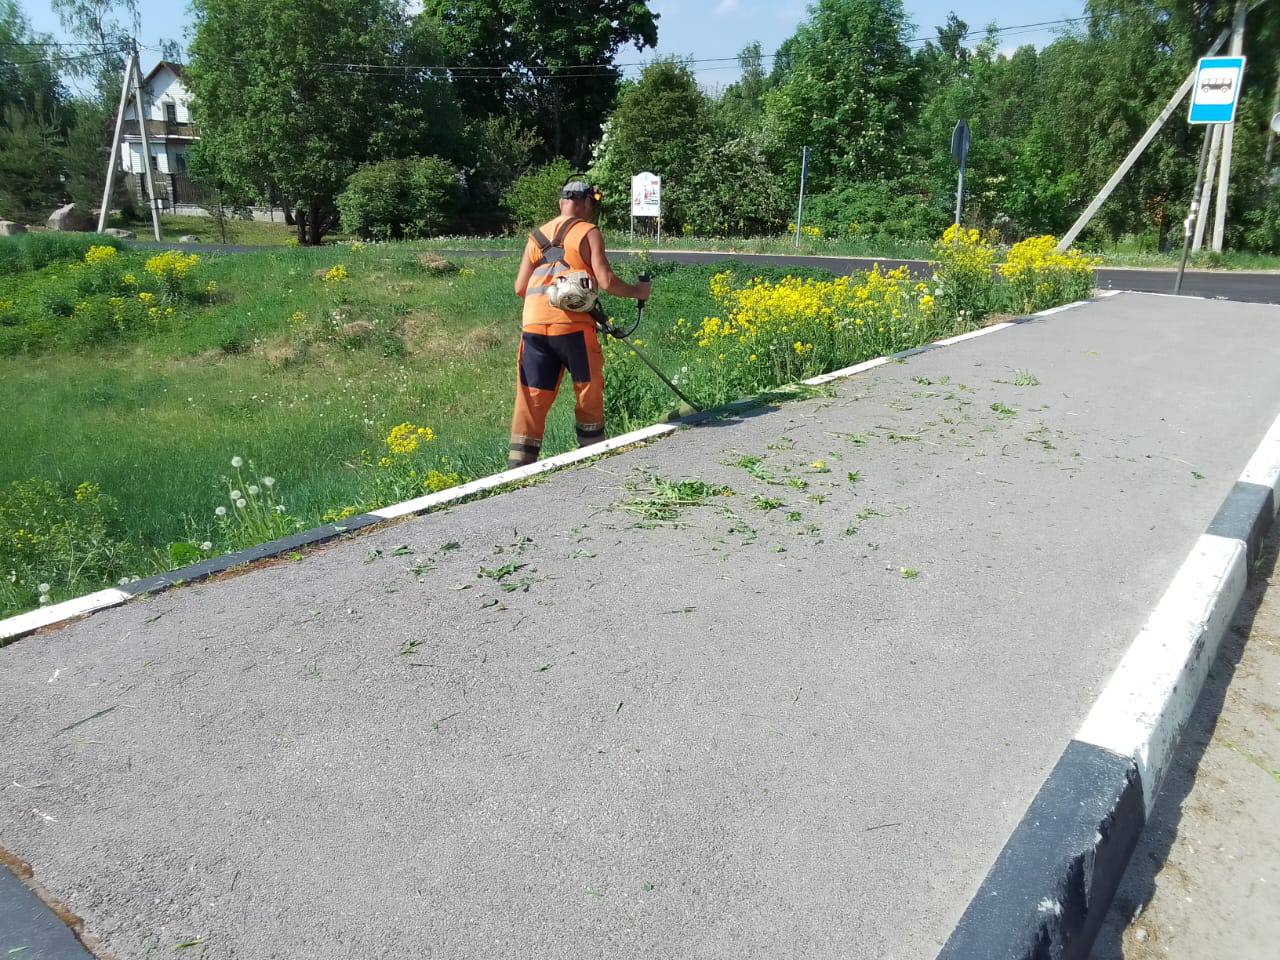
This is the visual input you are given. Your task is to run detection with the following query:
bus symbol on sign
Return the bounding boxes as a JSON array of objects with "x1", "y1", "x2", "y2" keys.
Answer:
[{"x1": 1189, "y1": 56, "x2": 1246, "y2": 125}]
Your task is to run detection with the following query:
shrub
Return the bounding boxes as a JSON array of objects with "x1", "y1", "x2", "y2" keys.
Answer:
[
  {"x1": 337, "y1": 157, "x2": 463, "y2": 240},
  {"x1": 675, "y1": 136, "x2": 789, "y2": 237},
  {"x1": 501, "y1": 158, "x2": 574, "y2": 229},
  {"x1": 0, "y1": 479, "x2": 147, "y2": 613},
  {"x1": 998, "y1": 236, "x2": 1098, "y2": 313},
  {"x1": 933, "y1": 225, "x2": 997, "y2": 323},
  {"x1": 805, "y1": 180, "x2": 946, "y2": 243}
]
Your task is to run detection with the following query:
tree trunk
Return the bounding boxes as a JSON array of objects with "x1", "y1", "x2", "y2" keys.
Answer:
[
  {"x1": 308, "y1": 202, "x2": 323, "y2": 245},
  {"x1": 295, "y1": 207, "x2": 308, "y2": 244}
]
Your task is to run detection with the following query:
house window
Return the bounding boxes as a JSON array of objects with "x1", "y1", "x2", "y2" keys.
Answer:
[
  {"x1": 150, "y1": 153, "x2": 159, "y2": 172},
  {"x1": 165, "y1": 101, "x2": 178, "y2": 124},
  {"x1": 174, "y1": 152, "x2": 187, "y2": 173}
]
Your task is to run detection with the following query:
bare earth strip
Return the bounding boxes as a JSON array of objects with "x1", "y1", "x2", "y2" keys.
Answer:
[{"x1": 2, "y1": 293, "x2": 1279, "y2": 960}]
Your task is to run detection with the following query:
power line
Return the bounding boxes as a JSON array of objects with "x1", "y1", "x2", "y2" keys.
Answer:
[
  {"x1": 14, "y1": 15, "x2": 1089, "y2": 78},
  {"x1": 131, "y1": 16, "x2": 1090, "y2": 77}
]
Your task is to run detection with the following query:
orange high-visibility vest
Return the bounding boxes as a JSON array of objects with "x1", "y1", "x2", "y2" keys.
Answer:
[{"x1": 521, "y1": 215, "x2": 598, "y2": 329}]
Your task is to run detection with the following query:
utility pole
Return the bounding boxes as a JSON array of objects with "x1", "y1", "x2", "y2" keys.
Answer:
[
  {"x1": 1265, "y1": 75, "x2": 1280, "y2": 170},
  {"x1": 794, "y1": 145, "x2": 809, "y2": 248},
  {"x1": 1175, "y1": 127, "x2": 1214, "y2": 295},
  {"x1": 128, "y1": 40, "x2": 163, "y2": 242},
  {"x1": 1055, "y1": 24, "x2": 1233, "y2": 252},
  {"x1": 1211, "y1": 0, "x2": 1249, "y2": 252},
  {"x1": 96, "y1": 48, "x2": 137, "y2": 234},
  {"x1": 1191, "y1": 123, "x2": 1223, "y2": 251}
]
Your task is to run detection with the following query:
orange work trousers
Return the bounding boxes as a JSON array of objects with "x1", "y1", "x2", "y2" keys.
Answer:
[{"x1": 509, "y1": 323, "x2": 605, "y2": 467}]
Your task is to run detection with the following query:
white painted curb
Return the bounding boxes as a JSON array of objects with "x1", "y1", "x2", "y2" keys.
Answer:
[{"x1": 1076, "y1": 409, "x2": 1280, "y2": 814}]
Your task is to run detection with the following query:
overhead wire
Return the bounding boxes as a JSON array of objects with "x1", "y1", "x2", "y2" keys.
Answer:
[{"x1": 12, "y1": 15, "x2": 1092, "y2": 79}]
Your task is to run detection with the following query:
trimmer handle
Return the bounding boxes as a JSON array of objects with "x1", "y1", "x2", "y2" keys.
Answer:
[{"x1": 637, "y1": 272, "x2": 650, "y2": 311}]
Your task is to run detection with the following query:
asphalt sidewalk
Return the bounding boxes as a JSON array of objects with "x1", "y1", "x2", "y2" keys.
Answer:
[{"x1": 3, "y1": 292, "x2": 1279, "y2": 959}]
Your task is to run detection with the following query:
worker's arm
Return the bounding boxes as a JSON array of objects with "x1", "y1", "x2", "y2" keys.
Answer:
[
  {"x1": 584, "y1": 228, "x2": 651, "y2": 301},
  {"x1": 513, "y1": 241, "x2": 535, "y2": 297}
]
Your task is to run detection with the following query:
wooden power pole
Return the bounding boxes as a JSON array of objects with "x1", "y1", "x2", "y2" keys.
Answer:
[
  {"x1": 1211, "y1": 0, "x2": 1249, "y2": 253},
  {"x1": 96, "y1": 48, "x2": 137, "y2": 234}
]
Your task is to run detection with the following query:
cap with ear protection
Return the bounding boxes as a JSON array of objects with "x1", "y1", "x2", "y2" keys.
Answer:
[{"x1": 561, "y1": 180, "x2": 603, "y2": 203}]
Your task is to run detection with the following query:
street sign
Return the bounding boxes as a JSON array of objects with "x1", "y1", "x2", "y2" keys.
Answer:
[
  {"x1": 1188, "y1": 56, "x2": 1247, "y2": 124},
  {"x1": 1271, "y1": 111, "x2": 1280, "y2": 135},
  {"x1": 630, "y1": 172, "x2": 661, "y2": 217},
  {"x1": 951, "y1": 119, "x2": 970, "y2": 166}
]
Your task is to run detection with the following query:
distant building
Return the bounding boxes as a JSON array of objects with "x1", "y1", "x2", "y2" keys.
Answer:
[{"x1": 120, "y1": 61, "x2": 203, "y2": 207}]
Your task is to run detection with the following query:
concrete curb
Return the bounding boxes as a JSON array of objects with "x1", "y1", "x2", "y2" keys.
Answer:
[
  {"x1": 0, "y1": 294, "x2": 1113, "y2": 647},
  {"x1": 937, "y1": 408, "x2": 1280, "y2": 960}
]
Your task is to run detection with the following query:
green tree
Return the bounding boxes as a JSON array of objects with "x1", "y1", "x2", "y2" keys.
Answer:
[
  {"x1": 49, "y1": 0, "x2": 138, "y2": 101},
  {"x1": 501, "y1": 157, "x2": 574, "y2": 228},
  {"x1": 590, "y1": 59, "x2": 712, "y2": 229},
  {"x1": 762, "y1": 0, "x2": 922, "y2": 190},
  {"x1": 717, "y1": 42, "x2": 771, "y2": 132},
  {"x1": 424, "y1": 0, "x2": 659, "y2": 165},
  {"x1": 186, "y1": 0, "x2": 461, "y2": 244}
]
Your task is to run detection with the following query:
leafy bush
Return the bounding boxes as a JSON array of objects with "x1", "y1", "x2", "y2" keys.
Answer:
[
  {"x1": 998, "y1": 236, "x2": 1097, "y2": 312},
  {"x1": 805, "y1": 180, "x2": 946, "y2": 243},
  {"x1": 338, "y1": 156, "x2": 463, "y2": 240},
  {"x1": 501, "y1": 158, "x2": 574, "y2": 229},
  {"x1": 0, "y1": 479, "x2": 147, "y2": 613},
  {"x1": 932, "y1": 225, "x2": 997, "y2": 323},
  {"x1": 676, "y1": 136, "x2": 789, "y2": 236},
  {"x1": 0, "y1": 232, "x2": 124, "y2": 276}
]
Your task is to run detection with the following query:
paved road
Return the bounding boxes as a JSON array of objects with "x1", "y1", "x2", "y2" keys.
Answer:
[
  {"x1": 1093, "y1": 529, "x2": 1280, "y2": 959},
  {"x1": 3, "y1": 293, "x2": 1280, "y2": 959},
  {"x1": 126, "y1": 240, "x2": 1280, "y2": 305}
]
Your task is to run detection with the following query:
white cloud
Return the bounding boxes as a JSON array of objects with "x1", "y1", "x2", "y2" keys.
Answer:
[{"x1": 715, "y1": 0, "x2": 741, "y2": 15}]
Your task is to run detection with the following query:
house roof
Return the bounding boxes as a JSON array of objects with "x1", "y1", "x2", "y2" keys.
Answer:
[{"x1": 142, "y1": 61, "x2": 185, "y2": 87}]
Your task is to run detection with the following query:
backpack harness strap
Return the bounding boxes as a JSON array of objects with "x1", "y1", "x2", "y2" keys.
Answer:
[{"x1": 527, "y1": 218, "x2": 588, "y2": 298}]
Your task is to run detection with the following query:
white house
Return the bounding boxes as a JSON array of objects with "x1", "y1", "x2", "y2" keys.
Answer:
[{"x1": 119, "y1": 61, "x2": 200, "y2": 205}]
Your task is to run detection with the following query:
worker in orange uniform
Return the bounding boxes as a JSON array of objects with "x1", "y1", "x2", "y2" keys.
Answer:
[{"x1": 508, "y1": 180, "x2": 651, "y2": 468}]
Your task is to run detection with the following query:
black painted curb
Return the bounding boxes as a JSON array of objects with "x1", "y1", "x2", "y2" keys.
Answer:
[
  {"x1": 939, "y1": 742, "x2": 1144, "y2": 960},
  {"x1": 0, "y1": 861, "x2": 93, "y2": 959},
  {"x1": 936, "y1": 457, "x2": 1279, "y2": 959}
]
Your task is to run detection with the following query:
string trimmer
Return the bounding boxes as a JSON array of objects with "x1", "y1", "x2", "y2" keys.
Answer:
[{"x1": 592, "y1": 272, "x2": 702, "y2": 413}]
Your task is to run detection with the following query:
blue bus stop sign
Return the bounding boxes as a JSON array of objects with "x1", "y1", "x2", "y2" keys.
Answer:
[{"x1": 1189, "y1": 56, "x2": 1247, "y2": 124}]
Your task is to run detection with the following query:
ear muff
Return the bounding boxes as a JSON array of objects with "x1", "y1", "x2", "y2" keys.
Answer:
[{"x1": 592, "y1": 188, "x2": 603, "y2": 203}]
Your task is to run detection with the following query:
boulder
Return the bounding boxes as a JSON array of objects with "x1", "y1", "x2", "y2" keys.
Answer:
[
  {"x1": 0, "y1": 220, "x2": 26, "y2": 236},
  {"x1": 178, "y1": 235, "x2": 200, "y2": 243},
  {"x1": 104, "y1": 228, "x2": 136, "y2": 239},
  {"x1": 47, "y1": 203, "x2": 94, "y2": 232}
]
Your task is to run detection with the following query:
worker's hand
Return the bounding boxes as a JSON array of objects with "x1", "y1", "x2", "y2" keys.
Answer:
[{"x1": 635, "y1": 279, "x2": 652, "y2": 302}]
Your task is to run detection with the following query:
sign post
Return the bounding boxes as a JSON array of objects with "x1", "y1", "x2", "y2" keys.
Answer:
[
  {"x1": 630, "y1": 172, "x2": 661, "y2": 246},
  {"x1": 951, "y1": 119, "x2": 970, "y2": 234},
  {"x1": 793, "y1": 146, "x2": 810, "y2": 248},
  {"x1": 1176, "y1": 55, "x2": 1246, "y2": 292}
]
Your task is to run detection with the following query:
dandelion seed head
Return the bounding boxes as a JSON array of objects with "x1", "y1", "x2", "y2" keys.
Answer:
[
  {"x1": 231, "y1": 456, "x2": 244, "y2": 468},
  {"x1": 199, "y1": 541, "x2": 212, "y2": 552},
  {"x1": 38, "y1": 582, "x2": 50, "y2": 594},
  {"x1": 229, "y1": 490, "x2": 242, "y2": 500},
  {"x1": 248, "y1": 485, "x2": 260, "y2": 496},
  {"x1": 215, "y1": 506, "x2": 227, "y2": 517},
  {"x1": 236, "y1": 498, "x2": 247, "y2": 509},
  {"x1": 262, "y1": 477, "x2": 275, "y2": 487}
]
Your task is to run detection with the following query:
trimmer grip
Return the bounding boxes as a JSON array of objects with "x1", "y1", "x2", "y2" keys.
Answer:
[{"x1": 638, "y1": 272, "x2": 650, "y2": 309}]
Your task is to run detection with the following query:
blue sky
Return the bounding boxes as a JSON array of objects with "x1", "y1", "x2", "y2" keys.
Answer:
[{"x1": 23, "y1": 0, "x2": 1087, "y2": 86}]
